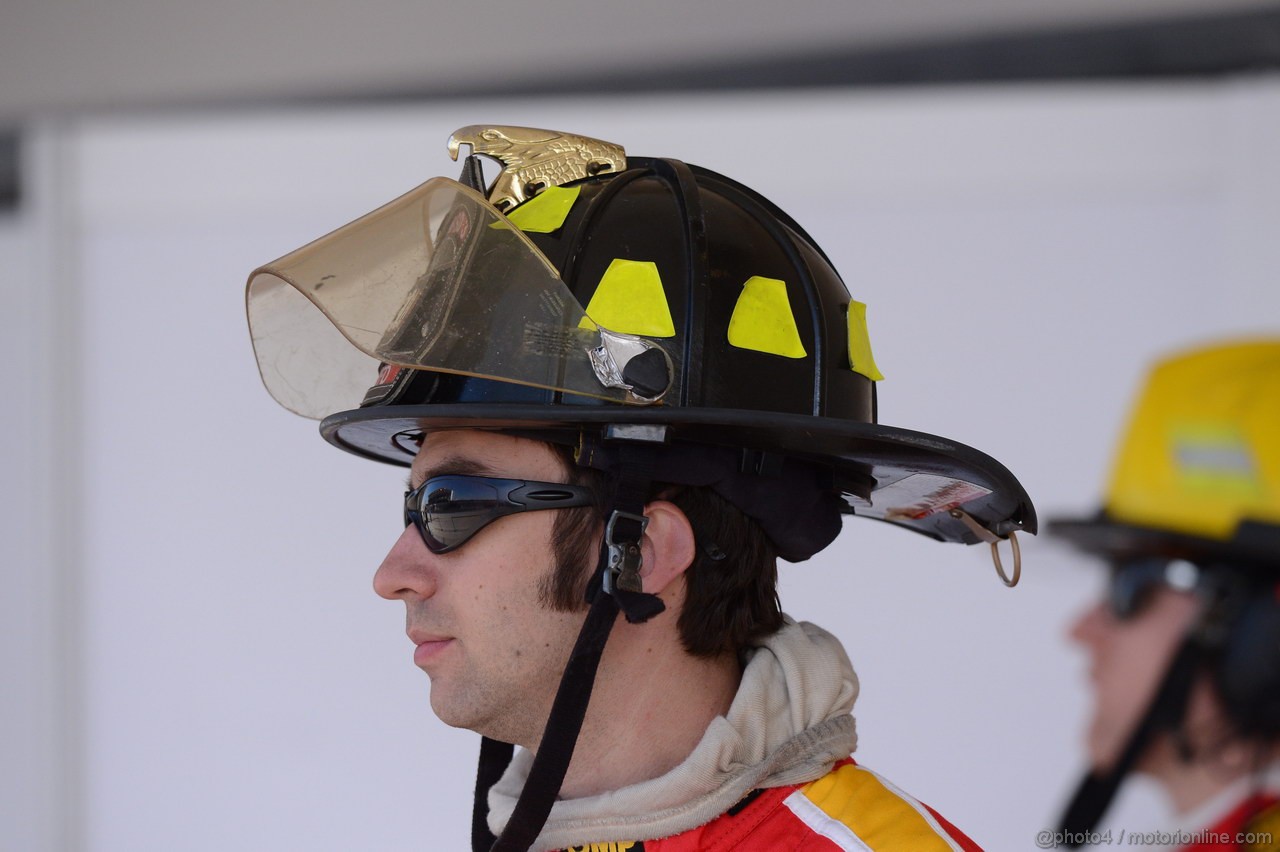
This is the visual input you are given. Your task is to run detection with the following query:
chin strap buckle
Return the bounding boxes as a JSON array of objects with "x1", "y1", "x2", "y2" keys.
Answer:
[{"x1": 603, "y1": 510, "x2": 649, "y2": 595}]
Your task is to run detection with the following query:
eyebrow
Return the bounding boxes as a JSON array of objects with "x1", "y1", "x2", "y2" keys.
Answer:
[{"x1": 407, "y1": 456, "x2": 499, "y2": 490}]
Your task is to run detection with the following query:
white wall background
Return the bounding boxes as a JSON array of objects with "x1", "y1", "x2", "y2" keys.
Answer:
[{"x1": 4, "y1": 77, "x2": 1279, "y2": 851}]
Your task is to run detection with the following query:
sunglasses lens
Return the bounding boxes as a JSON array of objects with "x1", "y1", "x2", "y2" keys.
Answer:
[
  {"x1": 408, "y1": 478, "x2": 505, "y2": 553},
  {"x1": 402, "y1": 475, "x2": 593, "y2": 555},
  {"x1": 1107, "y1": 559, "x2": 1167, "y2": 619}
]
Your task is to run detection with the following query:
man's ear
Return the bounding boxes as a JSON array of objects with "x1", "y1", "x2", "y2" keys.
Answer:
[{"x1": 639, "y1": 499, "x2": 697, "y2": 596}]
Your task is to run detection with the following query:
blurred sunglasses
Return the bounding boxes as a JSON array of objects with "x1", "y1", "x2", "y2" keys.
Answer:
[
  {"x1": 404, "y1": 475, "x2": 595, "y2": 554},
  {"x1": 1106, "y1": 557, "x2": 1200, "y2": 620}
]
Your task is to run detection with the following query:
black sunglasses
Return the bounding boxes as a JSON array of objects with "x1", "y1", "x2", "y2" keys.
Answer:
[
  {"x1": 403, "y1": 475, "x2": 596, "y2": 554},
  {"x1": 1106, "y1": 557, "x2": 1201, "y2": 620}
]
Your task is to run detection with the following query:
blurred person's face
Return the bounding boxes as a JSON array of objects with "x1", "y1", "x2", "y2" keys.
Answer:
[{"x1": 1069, "y1": 580, "x2": 1201, "y2": 771}]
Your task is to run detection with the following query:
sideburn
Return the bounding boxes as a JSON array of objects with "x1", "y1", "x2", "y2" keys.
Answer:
[
  {"x1": 542, "y1": 501, "x2": 603, "y2": 611},
  {"x1": 542, "y1": 445, "x2": 611, "y2": 611}
]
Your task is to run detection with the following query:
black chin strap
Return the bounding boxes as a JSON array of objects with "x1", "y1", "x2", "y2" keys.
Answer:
[
  {"x1": 1055, "y1": 634, "x2": 1207, "y2": 847},
  {"x1": 471, "y1": 440, "x2": 666, "y2": 852},
  {"x1": 486, "y1": 591, "x2": 621, "y2": 852},
  {"x1": 472, "y1": 737, "x2": 513, "y2": 851}
]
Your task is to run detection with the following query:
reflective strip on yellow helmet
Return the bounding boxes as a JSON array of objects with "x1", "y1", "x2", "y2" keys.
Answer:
[
  {"x1": 846, "y1": 300, "x2": 883, "y2": 381},
  {"x1": 579, "y1": 259, "x2": 676, "y2": 338},
  {"x1": 502, "y1": 185, "x2": 581, "y2": 234},
  {"x1": 1106, "y1": 339, "x2": 1280, "y2": 541},
  {"x1": 727, "y1": 276, "x2": 807, "y2": 359}
]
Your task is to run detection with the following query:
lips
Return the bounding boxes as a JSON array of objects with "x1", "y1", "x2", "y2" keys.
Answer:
[{"x1": 408, "y1": 629, "x2": 454, "y2": 666}]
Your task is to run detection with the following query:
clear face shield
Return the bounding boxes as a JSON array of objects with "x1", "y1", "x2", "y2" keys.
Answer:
[{"x1": 246, "y1": 178, "x2": 676, "y2": 419}]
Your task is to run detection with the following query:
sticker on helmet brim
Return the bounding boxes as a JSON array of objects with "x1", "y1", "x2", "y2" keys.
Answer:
[{"x1": 864, "y1": 473, "x2": 993, "y2": 522}]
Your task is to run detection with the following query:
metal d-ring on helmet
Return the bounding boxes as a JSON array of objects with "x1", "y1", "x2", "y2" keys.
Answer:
[
  {"x1": 245, "y1": 125, "x2": 1038, "y2": 851},
  {"x1": 1052, "y1": 340, "x2": 1280, "y2": 846}
]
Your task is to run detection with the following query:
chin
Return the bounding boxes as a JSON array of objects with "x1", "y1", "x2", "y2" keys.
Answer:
[
  {"x1": 427, "y1": 687, "x2": 466, "y2": 728},
  {"x1": 1085, "y1": 721, "x2": 1122, "y2": 773},
  {"x1": 427, "y1": 689, "x2": 494, "y2": 735}
]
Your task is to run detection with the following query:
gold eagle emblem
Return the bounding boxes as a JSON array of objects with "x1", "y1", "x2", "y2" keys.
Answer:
[{"x1": 448, "y1": 125, "x2": 627, "y2": 211}]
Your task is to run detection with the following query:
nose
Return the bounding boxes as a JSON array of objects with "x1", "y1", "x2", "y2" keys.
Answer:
[
  {"x1": 1069, "y1": 599, "x2": 1109, "y2": 646},
  {"x1": 373, "y1": 524, "x2": 438, "y2": 601}
]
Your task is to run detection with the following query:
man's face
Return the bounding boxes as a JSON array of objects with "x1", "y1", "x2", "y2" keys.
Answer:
[
  {"x1": 1069, "y1": 582, "x2": 1201, "y2": 771},
  {"x1": 373, "y1": 429, "x2": 589, "y2": 747}
]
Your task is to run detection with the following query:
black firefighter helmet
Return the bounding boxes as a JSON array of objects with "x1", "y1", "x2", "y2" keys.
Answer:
[{"x1": 247, "y1": 125, "x2": 1036, "y2": 562}]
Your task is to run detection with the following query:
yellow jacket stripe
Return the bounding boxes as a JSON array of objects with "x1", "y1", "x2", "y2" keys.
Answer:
[{"x1": 787, "y1": 763, "x2": 963, "y2": 851}]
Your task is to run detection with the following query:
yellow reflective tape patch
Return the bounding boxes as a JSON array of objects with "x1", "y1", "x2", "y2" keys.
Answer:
[
  {"x1": 578, "y1": 259, "x2": 676, "y2": 338},
  {"x1": 798, "y1": 763, "x2": 960, "y2": 851},
  {"x1": 502, "y1": 185, "x2": 580, "y2": 233},
  {"x1": 727, "y1": 276, "x2": 806, "y2": 359},
  {"x1": 847, "y1": 301, "x2": 884, "y2": 381}
]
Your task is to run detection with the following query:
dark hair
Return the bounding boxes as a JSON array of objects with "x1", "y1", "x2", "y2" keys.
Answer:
[{"x1": 543, "y1": 444, "x2": 783, "y2": 658}]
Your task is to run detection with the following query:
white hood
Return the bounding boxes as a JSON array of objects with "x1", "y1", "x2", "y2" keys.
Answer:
[{"x1": 488, "y1": 619, "x2": 860, "y2": 851}]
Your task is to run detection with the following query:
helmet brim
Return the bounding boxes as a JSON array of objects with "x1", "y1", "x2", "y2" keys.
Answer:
[
  {"x1": 321, "y1": 403, "x2": 1037, "y2": 546},
  {"x1": 1050, "y1": 512, "x2": 1280, "y2": 569}
]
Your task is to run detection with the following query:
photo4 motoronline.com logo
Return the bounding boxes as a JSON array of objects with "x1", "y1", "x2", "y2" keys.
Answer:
[{"x1": 1036, "y1": 828, "x2": 1274, "y2": 848}]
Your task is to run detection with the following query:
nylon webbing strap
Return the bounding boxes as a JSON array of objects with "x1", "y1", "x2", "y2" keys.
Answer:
[
  {"x1": 472, "y1": 737, "x2": 514, "y2": 852},
  {"x1": 1055, "y1": 635, "x2": 1205, "y2": 846},
  {"x1": 488, "y1": 591, "x2": 620, "y2": 851}
]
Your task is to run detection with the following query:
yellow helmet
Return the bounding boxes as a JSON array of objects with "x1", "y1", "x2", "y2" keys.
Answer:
[{"x1": 1053, "y1": 338, "x2": 1280, "y2": 566}]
